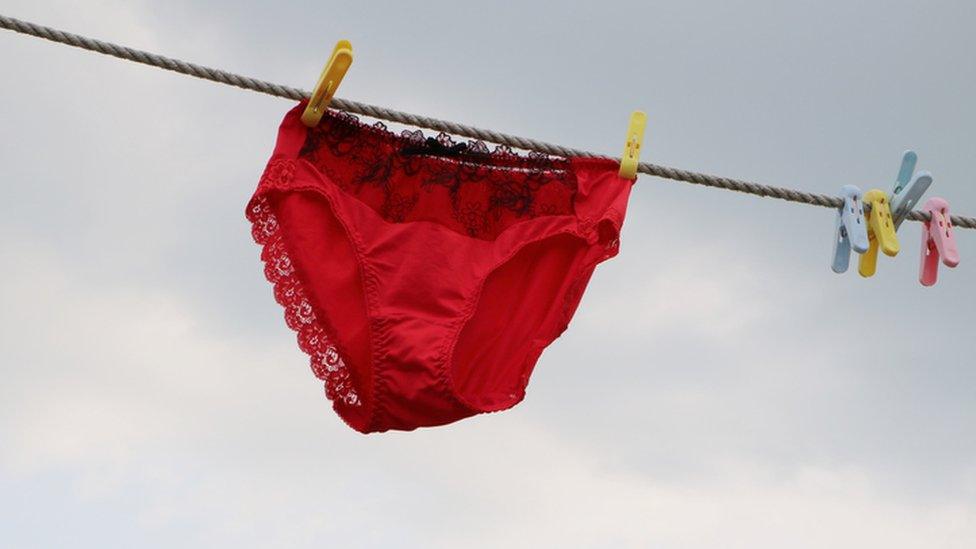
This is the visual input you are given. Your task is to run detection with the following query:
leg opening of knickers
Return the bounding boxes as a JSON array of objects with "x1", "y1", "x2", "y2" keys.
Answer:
[
  {"x1": 450, "y1": 233, "x2": 590, "y2": 412},
  {"x1": 273, "y1": 190, "x2": 373, "y2": 430}
]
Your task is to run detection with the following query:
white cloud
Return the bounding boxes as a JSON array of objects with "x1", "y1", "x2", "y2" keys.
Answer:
[
  {"x1": 579, "y1": 245, "x2": 779, "y2": 341},
  {"x1": 3, "y1": 229, "x2": 974, "y2": 548}
]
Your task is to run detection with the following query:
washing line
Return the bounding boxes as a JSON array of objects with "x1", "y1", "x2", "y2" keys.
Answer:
[{"x1": 1, "y1": 13, "x2": 974, "y2": 230}]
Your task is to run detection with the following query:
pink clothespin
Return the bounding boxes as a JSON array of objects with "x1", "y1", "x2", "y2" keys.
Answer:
[{"x1": 919, "y1": 197, "x2": 960, "y2": 286}]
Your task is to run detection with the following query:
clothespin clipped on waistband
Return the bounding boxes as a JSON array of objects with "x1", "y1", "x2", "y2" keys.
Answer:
[
  {"x1": 619, "y1": 111, "x2": 647, "y2": 180},
  {"x1": 858, "y1": 189, "x2": 900, "y2": 278},
  {"x1": 889, "y1": 150, "x2": 933, "y2": 230},
  {"x1": 919, "y1": 197, "x2": 960, "y2": 286},
  {"x1": 301, "y1": 40, "x2": 354, "y2": 128},
  {"x1": 831, "y1": 185, "x2": 870, "y2": 273}
]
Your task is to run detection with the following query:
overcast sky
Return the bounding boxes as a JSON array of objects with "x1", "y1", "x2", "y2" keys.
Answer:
[{"x1": 1, "y1": 1, "x2": 975, "y2": 547}]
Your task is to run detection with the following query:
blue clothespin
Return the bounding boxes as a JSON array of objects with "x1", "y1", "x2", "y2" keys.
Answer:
[
  {"x1": 832, "y1": 185, "x2": 870, "y2": 273},
  {"x1": 890, "y1": 150, "x2": 933, "y2": 230}
]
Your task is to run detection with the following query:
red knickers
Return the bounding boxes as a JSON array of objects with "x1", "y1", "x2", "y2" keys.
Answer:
[{"x1": 246, "y1": 104, "x2": 633, "y2": 433}]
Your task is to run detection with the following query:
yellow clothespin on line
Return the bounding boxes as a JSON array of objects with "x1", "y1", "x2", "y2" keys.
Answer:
[
  {"x1": 301, "y1": 40, "x2": 354, "y2": 127},
  {"x1": 619, "y1": 111, "x2": 647, "y2": 180},
  {"x1": 858, "y1": 189, "x2": 900, "y2": 277}
]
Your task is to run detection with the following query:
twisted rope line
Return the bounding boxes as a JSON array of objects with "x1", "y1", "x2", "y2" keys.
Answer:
[{"x1": 2, "y1": 13, "x2": 974, "y2": 230}]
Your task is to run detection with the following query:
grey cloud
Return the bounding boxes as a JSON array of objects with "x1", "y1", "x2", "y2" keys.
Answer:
[{"x1": 1, "y1": 0, "x2": 975, "y2": 547}]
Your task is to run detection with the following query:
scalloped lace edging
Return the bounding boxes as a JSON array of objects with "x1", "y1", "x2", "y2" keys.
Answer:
[
  {"x1": 325, "y1": 110, "x2": 569, "y2": 167},
  {"x1": 247, "y1": 194, "x2": 361, "y2": 408}
]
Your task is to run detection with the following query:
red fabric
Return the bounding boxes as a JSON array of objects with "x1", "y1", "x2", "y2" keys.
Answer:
[{"x1": 246, "y1": 103, "x2": 633, "y2": 433}]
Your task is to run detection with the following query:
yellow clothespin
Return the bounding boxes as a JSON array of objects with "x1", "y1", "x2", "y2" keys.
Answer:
[
  {"x1": 619, "y1": 111, "x2": 647, "y2": 180},
  {"x1": 301, "y1": 40, "x2": 354, "y2": 127},
  {"x1": 858, "y1": 189, "x2": 900, "y2": 277}
]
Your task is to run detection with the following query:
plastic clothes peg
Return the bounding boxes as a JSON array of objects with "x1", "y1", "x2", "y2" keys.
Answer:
[
  {"x1": 858, "y1": 189, "x2": 900, "y2": 278},
  {"x1": 619, "y1": 111, "x2": 647, "y2": 180},
  {"x1": 831, "y1": 185, "x2": 869, "y2": 273},
  {"x1": 301, "y1": 40, "x2": 353, "y2": 127},
  {"x1": 919, "y1": 197, "x2": 960, "y2": 286},
  {"x1": 890, "y1": 150, "x2": 933, "y2": 230}
]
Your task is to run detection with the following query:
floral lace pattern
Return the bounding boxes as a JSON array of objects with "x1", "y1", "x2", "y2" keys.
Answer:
[
  {"x1": 299, "y1": 111, "x2": 578, "y2": 239},
  {"x1": 247, "y1": 194, "x2": 360, "y2": 408}
]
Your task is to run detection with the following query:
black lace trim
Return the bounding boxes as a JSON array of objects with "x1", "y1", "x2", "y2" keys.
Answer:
[
  {"x1": 301, "y1": 111, "x2": 570, "y2": 169},
  {"x1": 298, "y1": 111, "x2": 578, "y2": 238}
]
